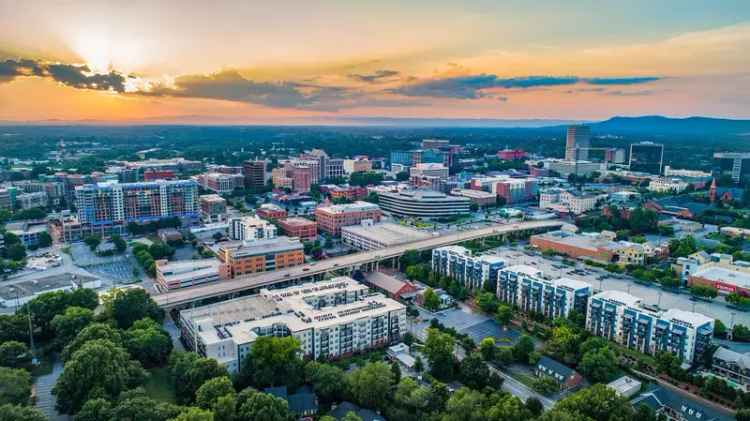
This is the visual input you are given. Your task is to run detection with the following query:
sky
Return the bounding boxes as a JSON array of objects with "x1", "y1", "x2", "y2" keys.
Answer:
[{"x1": 1, "y1": 0, "x2": 750, "y2": 124}]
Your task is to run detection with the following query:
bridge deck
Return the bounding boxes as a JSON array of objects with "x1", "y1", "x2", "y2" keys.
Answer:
[{"x1": 154, "y1": 219, "x2": 563, "y2": 308}]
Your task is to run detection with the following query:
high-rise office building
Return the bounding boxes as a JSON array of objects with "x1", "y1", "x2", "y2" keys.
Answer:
[
  {"x1": 565, "y1": 125, "x2": 591, "y2": 161},
  {"x1": 243, "y1": 160, "x2": 268, "y2": 191},
  {"x1": 629, "y1": 142, "x2": 664, "y2": 175},
  {"x1": 713, "y1": 152, "x2": 750, "y2": 184}
]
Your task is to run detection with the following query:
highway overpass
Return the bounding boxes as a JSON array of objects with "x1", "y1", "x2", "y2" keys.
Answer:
[{"x1": 154, "y1": 219, "x2": 563, "y2": 309}]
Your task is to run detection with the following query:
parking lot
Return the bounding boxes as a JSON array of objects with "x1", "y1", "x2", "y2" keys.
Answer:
[
  {"x1": 412, "y1": 303, "x2": 520, "y2": 346},
  {"x1": 492, "y1": 248, "x2": 750, "y2": 326}
]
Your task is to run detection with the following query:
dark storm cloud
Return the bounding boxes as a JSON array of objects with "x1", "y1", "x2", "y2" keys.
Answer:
[
  {"x1": 0, "y1": 58, "x2": 127, "y2": 92},
  {"x1": 391, "y1": 74, "x2": 662, "y2": 99},
  {"x1": 348, "y1": 69, "x2": 400, "y2": 83}
]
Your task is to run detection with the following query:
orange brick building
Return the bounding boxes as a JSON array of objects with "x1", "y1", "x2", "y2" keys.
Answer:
[
  {"x1": 217, "y1": 237, "x2": 304, "y2": 277},
  {"x1": 277, "y1": 217, "x2": 318, "y2": 240},
  {"x1": 314, "y1": 201, "x2": 381, "y2": 236},
  {"x1": 256, "y1": 204, "x2": 288, "y2": 220}
]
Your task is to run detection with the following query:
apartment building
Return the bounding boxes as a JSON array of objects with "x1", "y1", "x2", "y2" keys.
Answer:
[
  {"x1": 469, "y1": 175, "x2": 538, "y2": 205},
  {"x1": 16, "y1": 191, "x2": 48, "y2": 209},
  {"x1": 539, "y1": 188, "x2": 602, "y2": 215},
  {"x1": 496, "y1": 265, "x2": 591, "y2": 319},
  {"x1": 431, "y1": 246, "x2": 505, "y2": 290},
  {"x1": 229, "y1": 215, "x2": 277, "y2": 241},
  {"x1": 75, "y1": 180, "x2": 199, "y2": 225},
  {"x1": 216, "y1": 237, "x2": 304, "y2": 277},
  {"x1": 314, "y1": 201, "x2": 382, "y2": 236},
  {"x1": 178, "y1": 277, "x2": 406, "y2": 372},
  {"x1": 586, "y1": 291, "x2": 713, "y2": 365},
  {"x1": 711, "y1": 347, "x2": 750, "y2": 392}
]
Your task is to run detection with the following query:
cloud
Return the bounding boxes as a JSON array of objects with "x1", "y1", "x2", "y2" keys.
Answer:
[
  {"x1": 143, "y1": 70, "x2": 368, "y2": 111},
  {"x1": 348, "y1": 69, "x2": 400, "y2": 83},
  {"x1": 605, "y1": 89, "x2": 656, "y2": 96},
  {"x1": 391, "y1": 73, "x2": 662, "y2": 98},
  {"x1": 0, "y1": 58, "x2": 126, "y2": 92},
  {"x1": 586, "y1": 77, "x2": 661, "y2": 85}
]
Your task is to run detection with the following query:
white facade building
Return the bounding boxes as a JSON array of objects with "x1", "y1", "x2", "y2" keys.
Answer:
[
  {"x1": 229, "y1": 215, "x2": 277, "y2": 241},
  {"x1": 648, "y1": 177, "x2": 690, "y2": 193},
  {"x1": 179, "y1": 277, "x2": 406, "y2": 373}
]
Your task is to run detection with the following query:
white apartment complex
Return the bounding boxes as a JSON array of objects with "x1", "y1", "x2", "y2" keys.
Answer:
[
  {"x1": 539, "y1": 188, "x2": 602, "y2": 215},
  {"x1": 178, "y1": 277, "x2": 407, "y2": 373},
  {"x1": 431, "y1": 246, "x2": 505, "y2": 290},
  {"x1": 648, "y1": 177, "x2": 690, "y2": 193},
  {"x1": 229, "y1": 215, "x2": 277, "y2": 241},
  {"x1": 586, "y1": 291, "x2": 713, "y2": 365}
]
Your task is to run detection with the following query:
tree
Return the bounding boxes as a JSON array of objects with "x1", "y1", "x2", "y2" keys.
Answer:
[
  {"x1": 37, "y1": 231, "x2": 52, "y2": 248},
  {"x1": 442, "y1": 387, "x2": 486, "y2": 421},
  {"x1": 236, "y1": 390, "x2": 293, "y2": 421},
  {"x1": 107, "y1": 395, "x2": 183, "y2": 421},
  {"x1": 0, "y1": 404, "x2": 46, "y2": 421},
  {"x1": 342, "y1": 411, "x2": 364, "y2": 421},
  {"x1": 125, "y1": 318, "x2": 173, "y2": 367},
  {"x1": 75, "y1": 398, "x2": 113, "y2": 421},
  {"x1": 196, "y1": 376, "x2": 236, "y2": 409},
  {"x1": 423, "y1": 328, "x2": 455, "y2": 380},
  {"x1": 238, "y1": 336, "x2": 304, "y2": 390},
  {"x1": 544, "y1": 325, "x2": 580, "y2": 365},
  {"x1": 214, "y1": 393, "x2": 238, "y2": 421},
  {"x1": 53, "y1": 339, "x2": 146, "y2": 414},
  {"x1": 62, "y1": 322, "x2": 124, "y2": 361},
  {"x1": 0, "y1": 341, "x2": 30, "y2": 368},
  {"x1": 346, "y1": 362, "x2": 393, "y2": 410},
  {"x1": 391, "y1": 361, "x2": 402, "y2": 385},
  {"x1": 305, "y1": 362, "x2": 345, "y2": 403},
  {"x1": 51, "y1": 306, "x2": 94, "y2": 349},
  {"x1": 109, "y1": 288, "x2": 164, "y2": 329},
  {"x1": 172, "y1": 407, "x2": 215, "y2": 421},
  {"x1": 512, "y1": 335, "x2": 534, "y2": 363},
  {"x1": 0, "y1": 367, "x2": 31, "y2": 405},
  {"x1": 533, "y1": 376, "x2": 560, "y2": 395},
  {"x1": 579, "y1": 347, "x2": 618, "y2": 383},
  {"x1": 112, "y1": 234, "x2": 127, "y2": 253},
  {"x1": 459, "y1": 352, "x2": 494, "y2": 390},
  {"x1": 83, "y1": 235, "x2": 101, "y2": 251},
  {"x1": 169, "y1": 352, "x2": 229, "y2": 405},
  {"x1": 551, "y1": 384, "x2": 634, "y2": 421},
  {"x1": 525, "y1": 397, "x2": 543, "y2": 417},
  {"x1": 496, "y1": 304, "x2": 513, "y2": 325},
  {"x1": 6, "y1": 244, "x2": 26, "y2": 261},
  {"x1": 422, "y1": 287, "x2": 441, "y2": 311},
  {"x1": 0, "y1": 314, "x2": 28, "y2": 344},
  {"x1": 714, "y1": 319, "x2": 727, "y2": 338},
  {"x1": 733, "y1": 324, "x2": 750, "y2": 342},
  {"x1": 476, "y1": 292, "x2": 498, "y2": 314},
  {"x1": 479, "y1": 337, "x2": 496, "y2": 361}
]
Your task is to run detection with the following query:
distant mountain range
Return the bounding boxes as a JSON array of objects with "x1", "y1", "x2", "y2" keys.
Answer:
[{"x1": 585, "y1": 116, "x2": 750, "y2": 136}]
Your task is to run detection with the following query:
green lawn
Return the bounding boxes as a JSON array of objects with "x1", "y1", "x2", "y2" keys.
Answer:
[{"x1": 144, "y1": 367, "x2": 177, "y2": 403}]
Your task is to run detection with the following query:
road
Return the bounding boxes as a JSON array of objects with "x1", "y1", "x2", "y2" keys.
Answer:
[
  {"x1": 34, "y1": 360, "x2": 69, "y2": 421},
  {"x1": 491, "y1": 365, "x2": 555, "y2": 409},
  {"x1": 154, "y1": 219, "x2": 563, "y2": 308}
]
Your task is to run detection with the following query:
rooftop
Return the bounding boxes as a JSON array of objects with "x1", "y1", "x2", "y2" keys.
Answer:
[
  {"x1": 553, "y1": 277, "x2": 592, "y2": 291},
  {"x1": 660, "y1": 308, "x2": 714, "y2": 328},
  {"x1": 219, "y1": 236, "x2": 303, "y2": 257},
  {"x1": 693, "y1": 266, "x2": 750, "y2": 289},
  {"x1": 365, "y1": 272, "x2": 416, "y2": 296},
  {"x1": 632, "y1": 386, "x2": 732, "y2": 421},
  {"x1": 504, "y1": 264, "x2": 544, "y2": 278},
  {"x1": 538, "y1": 355, "x2": 576, "y2": 378},
  {"x1": 341, "y1": 222, "x2": 431, "y2": 246},
  {"x1": 379, "y1": 189, "x2": 472, "y2": 203},
  {"x1": 592, "y1": 290, "x2": 642, "y2": 307},
  {"x1": 0, "y1": 272, "x2": 97, "y2": 301},
  {"x1": 316, "y1": 201, "x2": 380, "y2": 214}
]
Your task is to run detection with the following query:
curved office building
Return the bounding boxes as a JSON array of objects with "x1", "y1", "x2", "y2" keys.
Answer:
[{"x1": 378, "y1": 189, "x2": 471, "y2": 218}]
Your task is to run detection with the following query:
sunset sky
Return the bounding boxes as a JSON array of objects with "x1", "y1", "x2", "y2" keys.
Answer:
[{"x1": 1, "y1": 0, "x2": 749, "y2": 124}]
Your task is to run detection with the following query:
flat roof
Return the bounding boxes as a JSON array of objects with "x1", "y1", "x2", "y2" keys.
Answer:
[
  {"x1": 693, "y1": 266, "x2": 750, "y2": 288},
  {"x1": 607, "y1": 375, "x2": 642, "y2": 395},
  {"x1": 279, "y1": 217, "x2": 316, "y2": 227},
  {"x1": 341, "y1": 222, "x2": 431, "y2": 246},
  {"x1": 0, "y1": 272, "x2": 97, "y2": 300},
  {"x1": 316, "y1": 201, "x2": 380, "y2": 214},
  {"x1": 660, "y1": 308, "x2": 714, "y2": 327},
  {"x1": 592, "y1": 290, "x2": 642, "y2": 307},
  {"x1": 503, "y1": 264, "x2": 543, "y2": 278},
  {"x1": 219, "y1": 237, "x2": 303, "y2": 257},
  {"x1": 553, "y1": 277, "x2": 592, "y2": 291}
]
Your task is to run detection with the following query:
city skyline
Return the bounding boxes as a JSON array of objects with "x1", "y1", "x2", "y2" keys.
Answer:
[{"x1": 1, "y1": 1, "x2": 750, "y2": 124}]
